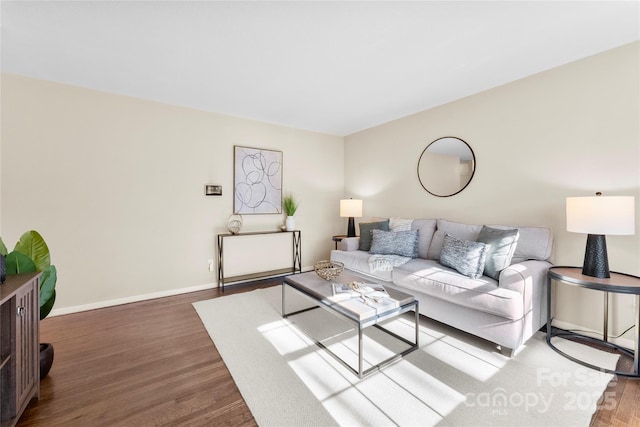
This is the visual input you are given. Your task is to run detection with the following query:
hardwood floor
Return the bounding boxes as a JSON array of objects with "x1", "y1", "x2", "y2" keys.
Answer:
[
  {"x1": 588, "y1": 339, "x2": 640, "y2": 426},
  {"x1": 18, "y1": 279, "x2": 275, "y2": 427},
  {"x1": 17, "y1": 278, "x2": 639, "y2": 426}
]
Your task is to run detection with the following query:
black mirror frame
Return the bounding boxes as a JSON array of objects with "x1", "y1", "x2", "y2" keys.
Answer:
[{"x1": 417, "y1": 136, "x2": 476, "y2": 197}]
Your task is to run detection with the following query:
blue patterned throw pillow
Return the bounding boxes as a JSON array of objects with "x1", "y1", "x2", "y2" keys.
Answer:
[
  {"x1": 358, "y1": 220, "x2": 390, "y2": 251},
  {"x1": 440, "y1": 233, "x2": 488, "y2": 279},
  {"x1": 369, "y1": 229, "x2": 419, "y2": 258}
]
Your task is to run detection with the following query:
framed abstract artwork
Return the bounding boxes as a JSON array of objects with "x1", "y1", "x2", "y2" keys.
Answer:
[{"x1": 233, "y1": 146, "x2": 283, "y2": 214}]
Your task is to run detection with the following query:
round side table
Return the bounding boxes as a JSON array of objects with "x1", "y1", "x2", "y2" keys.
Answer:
[
  {"x1": 546, "y1": 266, "x2": 640, "y2": 377},
  {"x1": 332, "y1": 235, "x2": 347, "y2": 249}
]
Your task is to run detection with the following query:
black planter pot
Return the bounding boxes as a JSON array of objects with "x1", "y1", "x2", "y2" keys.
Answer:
[
  {"x1": 40, "y1": 342, "x2": 54, "y2": 380},
  {"x1": 0, "y1": 254, "x2": 6, "y2": 283}
]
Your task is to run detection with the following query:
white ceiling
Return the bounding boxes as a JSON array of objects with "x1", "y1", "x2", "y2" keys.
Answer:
[{"x1": 1, "y1": 1, "x2": 638, "y2": 136}]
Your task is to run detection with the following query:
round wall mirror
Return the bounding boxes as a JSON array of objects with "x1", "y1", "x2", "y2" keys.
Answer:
[{"x1": 417, "y1": 136, "x2": 476, "y2": 197}]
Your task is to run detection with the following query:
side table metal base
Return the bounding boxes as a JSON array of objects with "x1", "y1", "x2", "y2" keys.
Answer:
[
  {"x1": 546, "y1": 326, "x2": 639, "y2": 378},
  {"x1": 546, "y1": 267, "x2": 640, "y2": 378}
]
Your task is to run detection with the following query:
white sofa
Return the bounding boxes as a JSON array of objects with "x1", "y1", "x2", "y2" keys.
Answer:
[{"x1": 330, "y1": 218, "x2": 553, "y2": 356}]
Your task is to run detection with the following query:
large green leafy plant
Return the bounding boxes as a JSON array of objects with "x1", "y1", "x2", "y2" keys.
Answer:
[{"x1": 1, "y1": 231, "x2": 57, "y2": 320}]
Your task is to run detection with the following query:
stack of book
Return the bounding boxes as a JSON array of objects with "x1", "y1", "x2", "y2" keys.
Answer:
[{"x1": 329, "y1": 281, "x2": 399, "y2": 319}]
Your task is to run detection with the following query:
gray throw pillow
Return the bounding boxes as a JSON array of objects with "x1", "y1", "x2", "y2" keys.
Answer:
[
  {"x1": 369, "y1": 229, "x2": 419, "y2": 258},
  {"x1": 440, "y1": 234, "x2": 488, "y2": 279},
  {"x1": 476, "y1": 226, "x2": 520, "y2": 280},
  {"x1": 358, "y1": 220, "x2": 390, "y2": 251}
]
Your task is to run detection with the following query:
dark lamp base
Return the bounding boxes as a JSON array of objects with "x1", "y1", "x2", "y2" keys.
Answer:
[
  {"x1": 582, "y1": 234, "x2": 610, "y2": 279},
  {"x1": 347, "y1": 217, "x2": 356, "y2": 238}
]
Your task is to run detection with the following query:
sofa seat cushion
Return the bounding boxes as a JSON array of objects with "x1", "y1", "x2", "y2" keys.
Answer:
[
  {"x1": 330, "y1": 249, "x2": 392, "y2": 282},
  {"x1": 392, "y1": 259, "x2": 525, "y2": 320}
]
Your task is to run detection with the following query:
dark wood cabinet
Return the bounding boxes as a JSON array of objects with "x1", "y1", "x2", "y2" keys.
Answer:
[{"x1": 0, "y1": 273, "x2": 40, "y2": 427}]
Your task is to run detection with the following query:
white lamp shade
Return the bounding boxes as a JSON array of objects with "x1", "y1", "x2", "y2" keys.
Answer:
[
  {"x1": 566, "y1": 196, "x2": 635, "y2": 235},
  {"x1": 340, "y1": 199, "x2": 363, "y2": 218}
]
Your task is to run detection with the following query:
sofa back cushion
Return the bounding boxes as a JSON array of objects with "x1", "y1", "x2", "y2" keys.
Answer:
[
  {"x1": 411, "y1": 219, "x2": 436, "y2": 259},
  {"x1": 427, "y1": 219, "x2": 553, "y2": 264},
  {"x1": 389, "y1": 217, "x2": 414, "y2": 232},
  {"x1": 427, "y1": 219, "x2": 482, "y2": 260},
  {"x1": 488, "y1": 225, "x2": 553, "y2": 263}
]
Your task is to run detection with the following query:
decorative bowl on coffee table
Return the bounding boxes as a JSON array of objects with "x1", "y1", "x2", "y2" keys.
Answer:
[{"x1": 314, "y1": 260, "x2": 344, "y2": 280}]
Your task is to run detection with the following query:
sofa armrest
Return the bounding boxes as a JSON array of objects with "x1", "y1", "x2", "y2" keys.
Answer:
[
  {"x1": 499, "y1": 260, "x2": 552, "y2": 294},
  {"x1": 499, "y1": 260, "x2": 552, "y2": 331},
  {"x1": 338, "y1": 237, "x2": 360, "y2": 251}
]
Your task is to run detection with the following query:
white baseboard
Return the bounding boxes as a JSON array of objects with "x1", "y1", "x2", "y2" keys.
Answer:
[
  {"x1": 49, "y1": 282, "x2": 216, "y2": 317},
  {"x1": 48, "y1": 267, "x2": 315, "y2": 317},
  {"x1": 552, "y1": 319, "x2": 635, "y2": 351}
]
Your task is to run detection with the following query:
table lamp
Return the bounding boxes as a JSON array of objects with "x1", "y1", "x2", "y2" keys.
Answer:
[
  {"x1": 340, "y1": 199, "x2": 363, "y2": 237},
  {"x1": 566, "y1": 193, "x2": 635, "y2": 278}
]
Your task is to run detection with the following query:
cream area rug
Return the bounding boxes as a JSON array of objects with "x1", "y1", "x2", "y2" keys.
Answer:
[{"x1": 193, "y1": 286, "x2": 618, "y2": 427}]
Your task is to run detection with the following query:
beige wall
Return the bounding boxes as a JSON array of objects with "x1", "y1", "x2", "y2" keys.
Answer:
[
  {"x1": 2, "y1": 43, "x2": 638, "y2": 343},
  {"x1": 1, "y1": 74, "x2": 344, "y2": 313},
  {"x1": 344, "y1": 42, "x2": 640, "y2": 344}
]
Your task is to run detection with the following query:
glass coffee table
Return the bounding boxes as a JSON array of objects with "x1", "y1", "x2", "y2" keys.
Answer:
[{"x1": 282, "y1": 271, "x2": 419, "y2": 378}]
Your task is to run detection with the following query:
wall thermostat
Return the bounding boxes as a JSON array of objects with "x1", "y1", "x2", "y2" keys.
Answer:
[{"x1": 205, "y1": 185, "x2": 222, "y2": 196}]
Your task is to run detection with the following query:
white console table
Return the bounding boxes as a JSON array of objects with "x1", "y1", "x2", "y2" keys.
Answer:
[{"x1": 217, "y1": 230, "x2": 301, "y2": 292}]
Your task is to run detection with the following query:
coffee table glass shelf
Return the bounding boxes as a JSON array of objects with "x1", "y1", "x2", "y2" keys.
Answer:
[{"x1": 283, "y1": 271, "x2": 419, "y2": 378}]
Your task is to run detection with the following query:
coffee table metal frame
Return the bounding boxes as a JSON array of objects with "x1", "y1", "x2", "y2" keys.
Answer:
[{"x1": 282, "y1": 274, "x2": 419, "y2": 379}]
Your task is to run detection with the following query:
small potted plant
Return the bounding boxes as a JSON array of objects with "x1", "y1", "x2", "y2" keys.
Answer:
[{"x1": 282, "y1": 193, "x2": 299, "y2": 231}]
